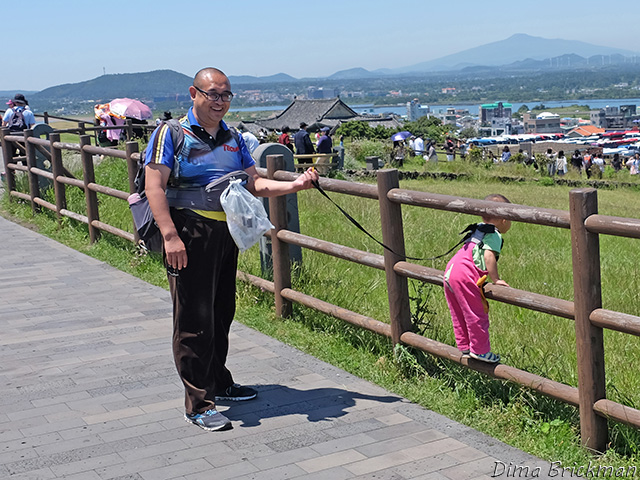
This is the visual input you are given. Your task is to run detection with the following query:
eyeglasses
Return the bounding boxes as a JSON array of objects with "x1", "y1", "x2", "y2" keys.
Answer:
[{"x1": 193, "y1": 85, "x2": 234, "y2": 103}]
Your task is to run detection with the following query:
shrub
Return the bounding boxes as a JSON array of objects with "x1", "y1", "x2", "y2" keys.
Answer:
[{"x1": 346, "y1": 139, "x2": 393, "y2": 165}]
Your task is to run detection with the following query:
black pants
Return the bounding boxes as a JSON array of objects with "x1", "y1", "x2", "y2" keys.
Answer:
[{"x1": 167, "y1": 209, "x2": 238, "y2": 415}]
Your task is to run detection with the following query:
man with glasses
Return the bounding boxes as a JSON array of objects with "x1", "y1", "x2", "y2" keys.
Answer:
[{"x1": 145, "y1": 67, "x2": 318, "y2": 431}]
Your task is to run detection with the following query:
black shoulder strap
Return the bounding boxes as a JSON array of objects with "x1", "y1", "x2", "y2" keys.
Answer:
[
  {"x1": 228, "y1": 126, "x2": 242, "y2": 150},
  {"x1": 165, "y1": 118, "x2": 185, "y2": 154},
  {"x1": 137, "y1": 119, "x2": 185, "y2": 194}
]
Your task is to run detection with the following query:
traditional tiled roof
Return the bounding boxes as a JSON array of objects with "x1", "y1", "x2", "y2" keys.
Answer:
[
  {"x1": 255, "y1": 98, "x2": 357, "y2": 131},
  {"x1": 252, "y1": 97, "x2": 401, "y2": 132}
]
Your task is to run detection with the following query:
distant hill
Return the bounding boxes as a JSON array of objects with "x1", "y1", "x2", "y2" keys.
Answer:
[
  {"x1": 230, "y1": 73, "x2": 297, "y2": 84},
  {"x1": 32, "y1": 70, "x2": 193, "y2": 103},
  {"x1": 391, "y1": 34, "x2": 640, "y2": 73},
  {"x1": 21, "y1": 34, "x2": 640, "y2": 113},
  {"x1": 327, "y1": 68, "x2": 379, "y2": 80},
  {"x1": 31, "y1": 70, "x2": 298, "y2": 105}
]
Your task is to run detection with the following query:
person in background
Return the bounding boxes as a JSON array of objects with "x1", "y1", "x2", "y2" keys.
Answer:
[
  {"x1": 445, "y1": 137, "x2": 456, "y2": 161},
  {"x1": 156, "y1": 111, "x2": 173, "y2": 126},
  {"x1": 582, "y1": 149, "x2": 593, "y2": 178},
  {"x1": 555, "y1": 150, "x2": 567, "y2": 176},
  {"x1": 570, "y1": 150, "x2": 582, "y2": 173},
  {"x1": 392, "y1": 140, "x2": 405, "y2": 165},
  {"x1": 2, "y1": 94, "x2": 36, "y2": 159},
  {"x1": 611, "y1": 153, "x2": 622, "y2": 172},
  {"x1": 2, "y1": 93, "x2": 35, "y2": 130},
  {"x1": 278, "y1": 125, "x2": 294, "y2": 152},
  {"x1": 144, "y1": 67, "x2": 318, "y2": 432},
  {"x1": 545, "y1": 148, "x2": 556, "y2": 176},
  {"x1": 426, "y1": 140, "x2": 438, "y2": 163},
  {"x1": 592, "y1": 151, "x2": 605, "y2": 178},
  {"x1": 626, "y1": 152, "x2": 640, "y2": 175},
  {"x1": 444, "y1": 193, "x2": 512, "y2": 364},
  {"x1": 413, "y1": 135, "x2": 424, "y2": 156},
  {"x1": 316, "y1": 126, "x2": 333, "y2": 154},
  {"x1": 458, "y1": 141, "x2": 468, "y2": 159},
  {"x1": 500, "y1": 146, "x2": 511, "y2": 162},
  {"x1": 294, "y1": 122, "x2": 315, "y2": 155},
  {"x1": 237, "y1": 123, "x2": 259, "y2": 154}
]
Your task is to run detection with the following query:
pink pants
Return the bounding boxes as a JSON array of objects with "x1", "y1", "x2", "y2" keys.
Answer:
[{"x1": 444, "y1": 243, "x2": 491, "y2": 354}]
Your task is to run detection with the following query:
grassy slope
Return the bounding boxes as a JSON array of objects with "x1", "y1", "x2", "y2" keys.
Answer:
[{"x1": 2, "y1": 159, "x2": 639, "y2": 468}]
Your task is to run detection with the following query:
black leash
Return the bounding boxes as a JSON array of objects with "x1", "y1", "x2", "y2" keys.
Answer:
[{"x1": 311, "y1": 179, "x2": 478, "y2": 262}]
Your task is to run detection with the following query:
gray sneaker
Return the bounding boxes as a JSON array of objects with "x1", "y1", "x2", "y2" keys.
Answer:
[
  {"x1": 215, "y1": 383, "x2": 257, "y2": 401},
  {"x1": 185, "y1": 409, "x2": 232, "y2": 431}
]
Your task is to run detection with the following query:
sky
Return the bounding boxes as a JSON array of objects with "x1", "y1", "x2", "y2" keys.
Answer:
[{"x1": 4, "y1": 0, "x2": 639, "y2": 92}]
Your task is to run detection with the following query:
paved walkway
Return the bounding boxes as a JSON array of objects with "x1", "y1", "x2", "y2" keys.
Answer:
[{"x1": 0, "y1": 214, "x2": 554, "y2": 480}]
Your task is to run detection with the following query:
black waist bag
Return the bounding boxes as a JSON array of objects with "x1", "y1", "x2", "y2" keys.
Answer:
[
  {"x1": 165, "y1": 170, "x2": 249, "y2": 211},
  {"x1": 128, "y1": 170, "x2": 250, "y2": 252}
]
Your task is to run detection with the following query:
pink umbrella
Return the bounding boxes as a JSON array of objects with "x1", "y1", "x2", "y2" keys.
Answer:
[{"x1": 108, "y1": 98, "x2": 152, "y2": 121}]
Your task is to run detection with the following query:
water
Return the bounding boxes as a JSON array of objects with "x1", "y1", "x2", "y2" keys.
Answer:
[{"x1": 230, "y1": 98, "x2": 640, "y2": 116}]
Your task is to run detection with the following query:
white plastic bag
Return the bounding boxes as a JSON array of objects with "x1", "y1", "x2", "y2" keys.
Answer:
[{"x1": 220, "y1": 179, "x2": 274, "y2": 252}]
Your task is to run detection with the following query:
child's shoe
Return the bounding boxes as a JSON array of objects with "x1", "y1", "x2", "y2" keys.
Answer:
[{"x1": 470, "y1": 351, "x2": 500, "y2": 364}]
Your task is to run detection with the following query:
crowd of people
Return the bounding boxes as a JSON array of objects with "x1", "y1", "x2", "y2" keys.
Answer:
[
  {"x1": 387, "y1": 131, "x2": 640, "y2": 182},
  {"x1": 528, "y1": 147, "x2": 640, "y2": 179}
]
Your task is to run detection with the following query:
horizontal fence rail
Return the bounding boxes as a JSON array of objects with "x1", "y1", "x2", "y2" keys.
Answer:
[
  {"x1": 1, "y1": 127, "x2": 141, "y2": 243},
  {"x1": 2, "y1": 129, "x2": 640, "y2": 454}
]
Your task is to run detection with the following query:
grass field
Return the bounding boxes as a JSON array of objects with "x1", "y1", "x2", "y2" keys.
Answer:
[{"x1": 2, "y1": 154, "x2": 639, "y2": 468}]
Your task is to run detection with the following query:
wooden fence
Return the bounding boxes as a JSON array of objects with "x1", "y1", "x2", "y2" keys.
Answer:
[{"x1": 2, "y1": 128, "x2": 640, "y2": 453}]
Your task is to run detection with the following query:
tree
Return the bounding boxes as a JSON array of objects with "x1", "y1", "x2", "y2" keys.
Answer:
[
  {"x1": 335, "y1": 121, "x2": 371, "y2": 139},
  {"x1": 402, "y1": 116, "x2": 448, "y2": 144},
  {"x1": 458, "y1": 127, "x2": 478, "y2": 140}
]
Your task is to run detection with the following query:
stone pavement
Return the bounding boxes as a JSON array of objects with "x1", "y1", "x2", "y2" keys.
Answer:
[{"x1": 0, "y1": 214, "x2": 554, "y2": 480}]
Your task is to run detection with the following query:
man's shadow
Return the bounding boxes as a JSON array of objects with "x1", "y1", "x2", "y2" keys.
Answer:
[{"x1": 218, "y1": 384, "x2": 402, "y2": 428}]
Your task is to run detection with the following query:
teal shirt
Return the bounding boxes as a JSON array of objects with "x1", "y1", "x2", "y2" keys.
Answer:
[{"x1": 472, "y1": 230, "x2": 502, "y2": 271}]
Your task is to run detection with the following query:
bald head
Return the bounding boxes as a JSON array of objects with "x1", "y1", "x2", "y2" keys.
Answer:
[
  {"x1": 194, "y1": 67, "x2": 228, "y2": 88},
  {"x1": 190, "y1": 67, "x2": 232, "y2": 131}
]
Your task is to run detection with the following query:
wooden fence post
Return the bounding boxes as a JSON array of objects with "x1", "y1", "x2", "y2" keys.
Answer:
[
  {"x1": 48, "y1": 132, "x2": 66, "y2": 221},
  {"x1": 377, "y1": 169, "x2": 413, "y2": 346},
  {"x1": 0, "y1": 128, "x2": 17, "y2": 196},
  {"x1": 24, "y1": 129, "x2": 40, "y2": 213},
  {"x1": 125, "y1": 141, "x2": 139, "y2": 194},
  {"x1": 43, "y1": 112, "x2": 49, "y2": 124},
  {"x1": 125, "y1": 141, "x2": 140, "y2": 241},
  {"x1": 267, "y1": 154, "x2": 292, "y2": 318},
  {"x1": 125, "y1": 120, "x2": 133, "y2": 141},
  {"x1": 79, "y1": 135, "x2": 100, "y2": 243},
  {"x1": 569, "y1": 188, "x2": 607, "y2": 452}
]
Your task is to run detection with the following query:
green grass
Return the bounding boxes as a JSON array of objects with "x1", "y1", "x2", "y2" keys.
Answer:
[{"x1": 2, "y1": 156, "x2": 640, "y2": 469}]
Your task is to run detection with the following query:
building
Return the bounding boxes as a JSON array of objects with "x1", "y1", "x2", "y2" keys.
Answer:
[
  {"x1": 307, "y1": 87, "x2": 339, "y2": 100},
  {"x1": 406, "y1": 99, "x2": 430, "y2": 122},
  {"x1": 523, "y1": 111, "x2": 561, "y2": 134},
  {"x1": 590, "y1": 105, "x2": 639, "y2": 129},
  {"x1": 479, "y1": 102, "x2": 512, "y2": 136},
  {"x1": 251, "y1": 97, "x2": 402, "y2": 133},
  {"x1": 566, "y1": 125, "x2": 605, "y2": 138}
]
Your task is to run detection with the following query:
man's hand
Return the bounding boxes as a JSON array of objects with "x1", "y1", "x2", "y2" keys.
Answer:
[
  {"x1": 292, "y1": 167, "x2": 319, "y2": 191},
  {"x1": 164, "y1": 233, "x2": 187, "y2": 270},
  {"x1": 493, "y1": 279, "x2": 509, "y2": 287}
]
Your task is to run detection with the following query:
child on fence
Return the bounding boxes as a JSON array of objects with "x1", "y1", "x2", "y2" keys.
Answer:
[{"x1": 443, "y1": 194, "x2": 512, "y2": 363}]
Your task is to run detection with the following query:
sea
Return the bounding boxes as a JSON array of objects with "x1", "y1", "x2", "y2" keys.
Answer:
[{"x1": 230, "y1": 98, "x2": 640, "y2": 117}]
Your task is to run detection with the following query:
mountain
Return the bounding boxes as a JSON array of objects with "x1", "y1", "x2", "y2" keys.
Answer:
[
  {"x1": 32, "y1": 70, "x2": 192, "y2": 103},
  {"x1": 390, "y1": 34, "x2": 640, "y2": 73},
  {"x1": 31, "y1": 70, "x2": 298, "y2": 104},
  {"x1": 327, "y1": 68, "x2": 380, "y2": 80},
  {"x1": 230, "y1": 73, "x2": 297, "y2": 84}
]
